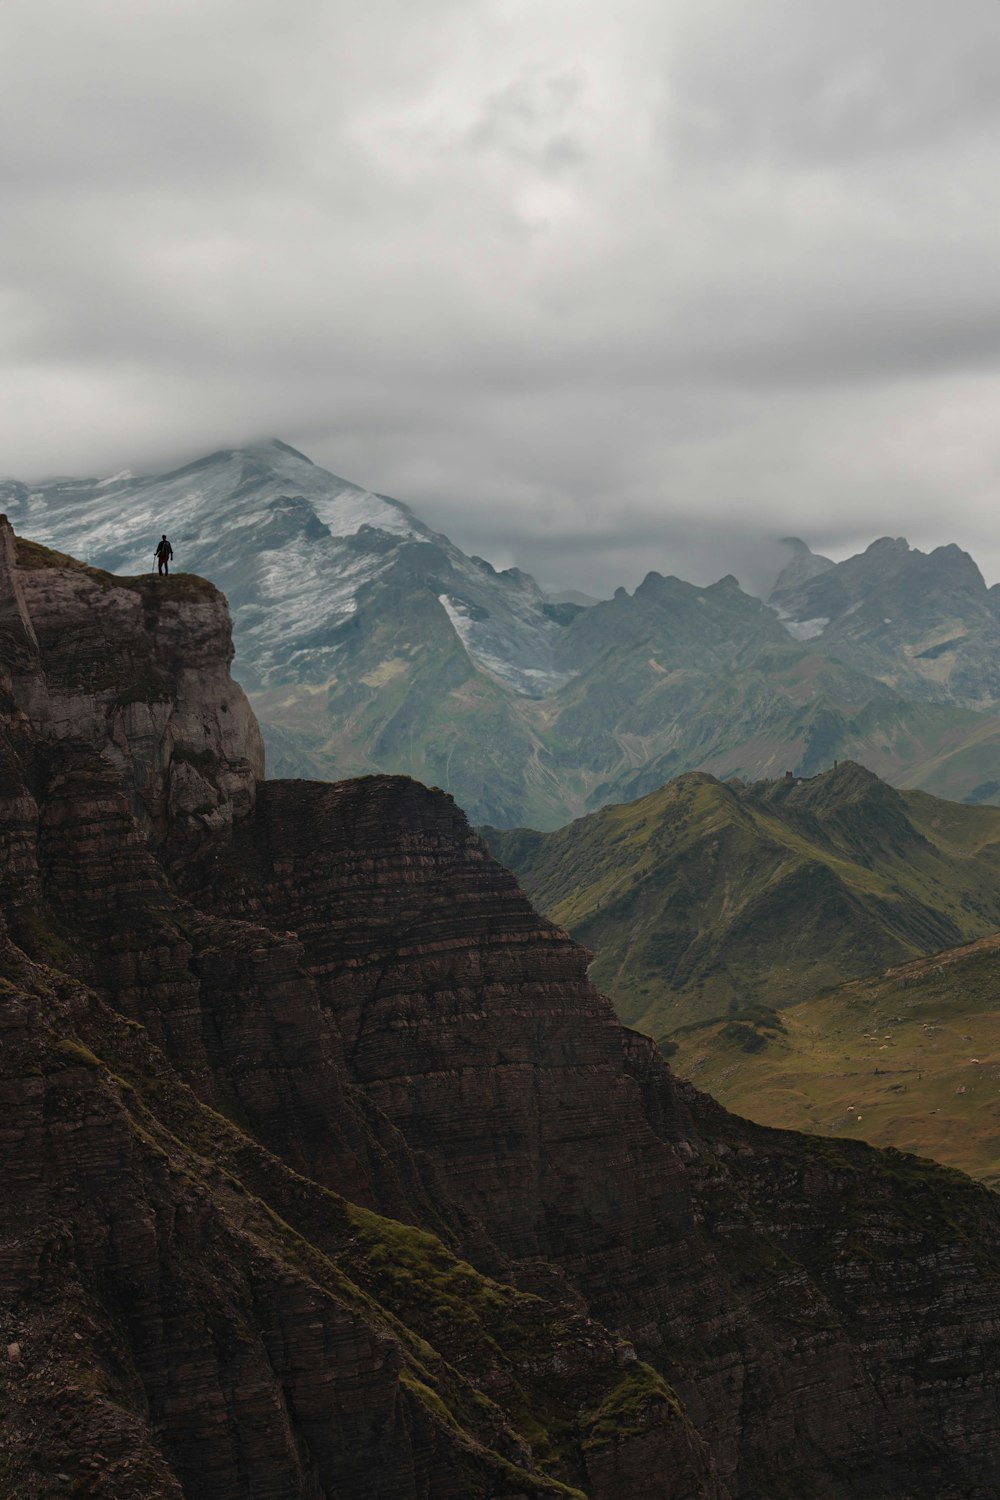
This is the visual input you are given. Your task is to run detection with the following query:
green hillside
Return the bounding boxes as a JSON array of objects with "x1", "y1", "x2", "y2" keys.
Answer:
[
  {"x1": 483, "y1": 763, "x2": 1000, "y2": 1036},
  {"x1": 669, "y1": 933, "x2": 1000, "y2": 1188}
]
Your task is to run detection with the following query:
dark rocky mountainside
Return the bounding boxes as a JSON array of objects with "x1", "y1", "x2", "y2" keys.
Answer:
[
  {"x1": 483, "y1": 762, "x2": 1000, "y2": 1036},
  {"x1": 7, "y1": 443, "x2": 1000, "y2": 826},
  {"x1": 3, "y1": 519, "x2": 1000, "y2": 1498}
]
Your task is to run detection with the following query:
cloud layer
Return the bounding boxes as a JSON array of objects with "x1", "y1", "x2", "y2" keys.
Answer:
[{"x1": 4, "y1": 0, "x2": 1000, "y2": 593}]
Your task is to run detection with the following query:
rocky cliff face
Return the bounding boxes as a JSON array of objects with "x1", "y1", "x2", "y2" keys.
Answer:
[
  {"x1": 3, "y1": 524, "x2": 1000, "y2": 1499},
  {"x1": 0, "y1": 522, "x2": 262, "y2": 850}
]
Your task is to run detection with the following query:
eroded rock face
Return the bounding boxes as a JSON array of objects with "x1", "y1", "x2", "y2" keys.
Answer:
[
  {"x1": 1, "y1": 953, "x2": 638, "y2": 1500},
  {"x1": 209, "y1": 775, "x2": 1000, "y2": 1497},
  {"x1": 2, "y1": 525, "x2": 1000, "y2": 1500},
  {"x1": 0, "y1": 518, "x2": 262, "y2": 853},
  {"x1": 0, "y1": 526, "x2": 443, "y2": 1234}
]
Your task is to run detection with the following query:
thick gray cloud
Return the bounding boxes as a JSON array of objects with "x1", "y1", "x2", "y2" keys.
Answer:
[{"x1": 4, "y1": 0, "x2": 1000, "y2": 594}]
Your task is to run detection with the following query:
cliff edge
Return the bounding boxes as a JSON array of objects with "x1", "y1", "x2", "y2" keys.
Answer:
[{"x1": 1, "y1": 524, "x2": 999, "y2": 1500}]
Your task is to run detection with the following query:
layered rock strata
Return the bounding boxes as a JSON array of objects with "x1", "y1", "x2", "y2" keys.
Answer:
[
  {"x1": 2, "y1": 521, "x2": 1000, "y2": 1499},
  {"x1": 211, "y1": 775, "x2": 1000, "y2": 1497}
]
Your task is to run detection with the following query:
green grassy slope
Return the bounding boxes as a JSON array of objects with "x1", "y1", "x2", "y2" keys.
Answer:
[
  {"x1": 483, "y1": 763, "x2": 1000, "y2": 1035},
  {"x1": 669, "y1": 933, "x2": 1000, "y2": 1188}
]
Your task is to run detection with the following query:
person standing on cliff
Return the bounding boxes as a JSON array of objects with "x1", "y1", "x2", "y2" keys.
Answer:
[{"x1": 155, "y1": 535, "x2": 174, "y2": 576}]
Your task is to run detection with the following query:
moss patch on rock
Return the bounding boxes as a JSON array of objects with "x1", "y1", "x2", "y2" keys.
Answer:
[{"x1": 581, "y1": 1362, "x2": 684, "y2": 1449}]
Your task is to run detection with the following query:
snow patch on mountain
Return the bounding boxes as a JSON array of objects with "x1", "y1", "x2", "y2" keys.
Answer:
[
  {"x1": 438, "y1": 593, "x2": 573, "y2": 696},
  {"x1": 787, "y1": 617, "x2": 830, "y2": 641},
  {"x1": 772, "y1": 604, "x2": 830, "y2": 642},
  {"x1": 309, "y1": 485, "x2": 417, "y2": 539}
]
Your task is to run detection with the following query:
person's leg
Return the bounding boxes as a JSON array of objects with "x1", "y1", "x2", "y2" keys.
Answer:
[{"x1": 158, "y1": 558, "x2": 165, "y2": 574}]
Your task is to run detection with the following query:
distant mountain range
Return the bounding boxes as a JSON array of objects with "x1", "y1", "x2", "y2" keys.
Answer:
[
  {"x1": 483, "y1": 762, "x2": 1000, "y2": 1036},
  {"x1": 5, "y1": 441, "x2": 1000, "y2": 825}
]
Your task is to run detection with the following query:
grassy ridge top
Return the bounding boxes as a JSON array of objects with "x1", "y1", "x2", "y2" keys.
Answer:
[
  {"x1": 483, "y1": 763, "x2": 1000, "y2": 1036},
  {"x1": 670, "y1": 933, "x2": 1000, "y2": 1188}
]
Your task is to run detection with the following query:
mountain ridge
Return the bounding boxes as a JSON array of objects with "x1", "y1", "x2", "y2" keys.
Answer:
[
  {"x1": 6, "y1": 446, "x2": 1000, "y2": 826},
  {"x1": 483, "y1": 762, "x2": 1000, "y2": 1036}
]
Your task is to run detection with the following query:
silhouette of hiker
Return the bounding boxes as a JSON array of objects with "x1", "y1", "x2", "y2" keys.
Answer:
[{"x1": 155, "y1": 535, "x2": 174, "y2": 576}]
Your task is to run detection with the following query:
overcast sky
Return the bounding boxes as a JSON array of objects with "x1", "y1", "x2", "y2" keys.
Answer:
[{"x1": 4, "y1": 0, "x2": 1000, "y2": 595}]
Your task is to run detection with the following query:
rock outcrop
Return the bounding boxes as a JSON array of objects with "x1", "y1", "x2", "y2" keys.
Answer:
[{"x1": 2, "y1": 522, "x2": 1000, "y2": 1499}]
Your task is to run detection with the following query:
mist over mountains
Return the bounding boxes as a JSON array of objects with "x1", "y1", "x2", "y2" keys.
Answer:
[{"x1": 5, "y1": 439, "x2": 1000, "y2": 826}]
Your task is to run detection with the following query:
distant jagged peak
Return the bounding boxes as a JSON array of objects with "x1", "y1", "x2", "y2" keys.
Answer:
[
  {"x1": 248, "y1": 436, "x2": 316, "y2": 464},
  {"x1": 866, "y1": 534, "x2": 910, "y2": 553},
  {"x1": 843, "y1": 534, "x2": 985, "y2": 594},
  {"x1": 165, "y1": 438, "x2": 318, "y2": 474},
  {"x1": 613, "y1": 567, "x2": 769, "y2": 619},
  {"x1": 931, "y1": 540, "x2": 971, "y2": 559},
  {"x1": 772, "y1": 530, "x2": 989, "y2": 626},
  {"x1": 921, "y1": 541, "x2": 987, "y2": 589},
  {"x1": 778, "y1": 535, "x2": 835, "y2": 567},
  {"x1": 196, "y1": 436, "x2": 315, "y2": 467},
  {"x1": 769, "y1": 537, "x2": 835, "y2": 602},
  {"x1": 780, "y1": 535, "x2": 820, "y2": 553}
]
